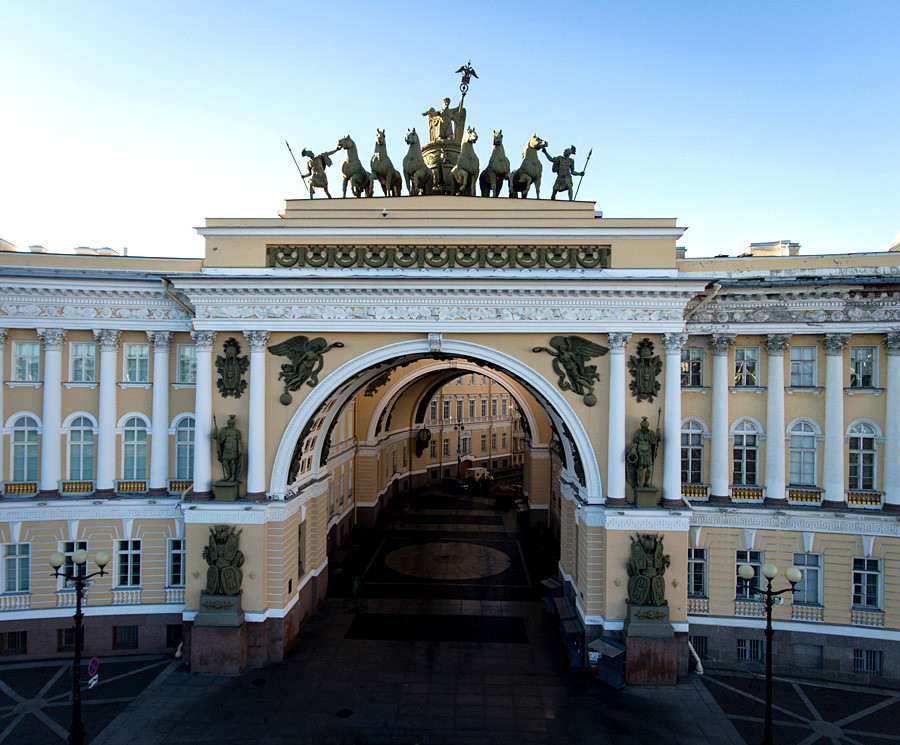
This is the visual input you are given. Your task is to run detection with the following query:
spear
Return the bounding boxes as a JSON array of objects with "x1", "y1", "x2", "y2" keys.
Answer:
[
  {"x1": 573, "y1": 147, "x2": 592, "y2": 200},
  {"x1": 285, "y1": 140, "x2": 309, "y2": 191},
  {"x1": 649, "y1": 405, "x2": 662, "y2": 484}
]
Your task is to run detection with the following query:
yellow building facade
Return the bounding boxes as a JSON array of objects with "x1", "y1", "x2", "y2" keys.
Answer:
[{"x1": 1, "y1": 197, "x2": 899, "y2": 684}]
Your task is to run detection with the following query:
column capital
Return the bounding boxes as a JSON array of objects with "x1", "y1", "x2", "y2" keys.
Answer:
[
  {"x1": 661, "y1": 333, "x2": 689, "y2": 352},
  {"x1": 93, "y1": 328, "x2": 121, "y2": 350},
  {"x1": 36, "y1": 328, "x2": 67, "y2": 351},
  {"x1": 244, "y1": 330, "x2": 271, "y2": 351},
  {"x1": 823, "y1": 333, "x2": 851, "y2": 356},
  {"x1": 0, "y1": 329, "x2": 7, "y2": 348},
  {"x1": 190, "y1": 330, "x2": 217, "y2": 351},
  {"x1": 607, "y1": 332, "x2": 632, "y2": 351},
  {"x1": 709, "y1": 334, "x2": 736, "y2": 356},
  {"x1": 765, "y1": 334, "x2": 791, "y2": 355},
  {"x1": 146, "y1": 330, "x2": 173, "y2": 351},
  {"x1": 885, "y1": 332, "x2": 900, "y2": 356}
]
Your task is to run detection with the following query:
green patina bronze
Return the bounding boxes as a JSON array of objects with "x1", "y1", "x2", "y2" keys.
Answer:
[
  {"x1": 626, "y1": 416, "x2": 660, "y2": 489},
  {"x1": 215, "y1": 337, "x2": 248, "y2": 399},
  {"x1": 213, "y1": 414, "x2": 244, "y2": 484},
  {"x1": 542, "y1": 145, "x2": 584, "y2": 201},
  {"x1": 203, "y1": 525, "x2": 245, "y2": 596},
  {"x1": 628, "y1": 337, "x2": 662, "y2": 402},
  {"x1": 626, "y1": 534, "x2": 670, "y2": 607},
  {"x1": 532, "y1": 335, "x2": 608, "y2": 406},
  {"x1": 268, "y1": 335, "x2": 345, "y2": 405}
]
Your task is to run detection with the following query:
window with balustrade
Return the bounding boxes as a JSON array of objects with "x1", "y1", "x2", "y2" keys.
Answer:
[
  {"x1": 174, "y1": 417, "x2": 195, "y2": 480},
  {"x1": 117, "y1": 540, "x2": 141, "y2": 587},
  {"x1": 168, "y1": 539, "x2": 185, "y2": 588},
  {"x1": 67, "y1": 416, "x2": 94, "y2": 481},
  {"x1": 788, "y1": 421, "x2": 817, "y2": 486},
  {"x1": 11, "y1": 415, "x2": 39, "y2": 482},
  {"x1": 681, "y1": 420, "x2": 704, "y2": 484},
  {"x1": 793, "y1": 553, "x2": 821, "y2": 605},
  {"x1": 848, "y1": 422, "x2": 876, "y2": 491},
  {"x1": 732, "y1": 420, "x2": 759, "y2": 486},
  {"x1": 122, "y1": 417, "x2": 148, "y2": 480},
  {"x1": 735, "y1": 549, "x2": 762, "y2": 599},
  {"x1": 852, "y1": 558, "x2": 880, "y2": 608},
  {"x1": 687, "y1": 548, "x2": 706, "y2": 598},
  {"x1": 3, "y1": 545, "x2": 29, "y2": 594}
]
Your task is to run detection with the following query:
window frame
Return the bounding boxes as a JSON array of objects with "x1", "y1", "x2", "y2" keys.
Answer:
[
  {"x1": 852, "y1": 557, "x2": 880, "y2": 609},
  {"x1": 173, "y1": 416, "x2": 195, "y2": 481},
  {"x1": 687, "y1": 547, "x2": 707, "y2": 598},
  {"x1": 788, "y1": 420, "x2": 817, "y2": 486},
  {"x1": 175, "y1": 344, "x2": 197, "y2": 385},
  {"x1": 681, "y1": 347, "x2": 703, "y2": 387},
  {"x1": 681, "y1": 420, "x2": 704, "y2": 484},
  {"x1": 733, "y1": 347, "x2": 759, "y2": 387},
  {"x1": 792, "y1": 553, "x2": 821, "y2": 605},
  {"x1": 117, "y1": 539, "x2": 142, "y2": 588},
  {"x1": 123, "y1": 343, "x2": 150, "y2": 383},
  {"x1": 736, "y1": 549, "x2": 763, "y2": 599},
  {"x1": 69, "y1": 342, "x2": 96, "y2": 383},
  {"x1": 789, "y1": 345, "x2": 817, "y2": 387},
  {"x1": 59, "y1": 541, "x2": 88, "y2": 591},
  {"x1": 3, "y1": 544, "x2": 30, "y2": 594},
  {"x1": 849, "y1": 346, "x2": 877, "y2": 388},
  {"x1": 848, "y1": 422, "x2": 877, "y2": 491},
  {"x1": 167, "y1": 539, "x2": 185, "y2": 588},
  {"x1": 10, "y1": 415, "x2": 39, "y2": 482},
  {"x1": 67, "y1": 415, "x2": 95, "y2": 481},
  {"x1": 732, "y1": 420, "x2": 760, "y2": 486},
  {"x1": 12, "y1": 342, "x2": 40, "y2": 382},
  {"x1": 121, "y1": 417, "x2": 148, "y2": 480}
]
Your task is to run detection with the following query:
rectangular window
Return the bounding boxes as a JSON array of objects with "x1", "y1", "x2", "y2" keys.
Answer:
[
  {"x1": 13, "y1": 342, "x2": 40, "y2": 382},
  {"x1": 501, "y1": 432, "x2": 507, "y2": 448},
  {"x1": 480, "y1": 434, "x2": 486, "y2": 452},
  {"x1": 461, "y1": 436, "x2": 470, "y2": 455},
  {"x1": 442, "y1": 399, "x2": 450, "y2": 420},
  {"x1": 790, "y1": 346, "x2": 816, "y2": 387},
  {"x1": 456, "y1": 400, "x2": 463, "y2": 420},
  {"x1": 124, "y1": 343, "x2": 150, "y2": 382},
  {"x1": 737, "y1": 638, "x2": 763, "y2": 664},
  {"x1": 850, "y1": 347, "x2": 876, "y2": 387},
  {"x1": 501, "y1": 399, "x2": 508, "y2": 417},
  {"x1": 732, "y1": 433, "x2": 758, "y2": 486},
  {"x1": 117, "y1": 540, "x2": 141, "y2": 587},
  {"x1": 491, "y1": 433, "x2": 497, "y2": 449},
  {"x1": 468, "y1": 398, "x2": 476, "y2": 419},
  {"x1": 69, "y1": 343, "x2": 96, "y2": 382},
  {"x1": 736, "y1": 549, "x2": 762, "y2": 599},
  {"x1": 793, "y1": 553, "x2": 820, "y2": 605},
  {"x1": 852, "y1": 558, "x2": 880, "y2": 608},
  {"x1": 429, "y1": 440, "x2": 436, "y2": 458},
  {"x1": 733, "y1": 347, "x2": 758, "y2": 386},
  {"x1": 681, "y1": 425, "x2": 703, "y2": 484},
  {"x1": 60, "y1": 541, "x2": 88, "y2": 589},
  {"x1": 854, "y1": 649, "x2": 884, "y2": 676},
  {"x1": 430, "y1": 401, "x2": 438, "y2": 421},
  {"x1": 689, "y1": 635, "x2": 708, "y2": 660},
  {"x1": 113, "y1": 625, "x2": 139, "y2": 650},
  {"x1": 491, "y1": 398, "x2": 498, "y2": 417},
  {"x1": 176, "y1": 345, "x2": 196, "y2": 384},
  {"x1": 3, "y1": 544, "x2": 29, "y2": 593},
  {"x1": 168, "y1": 539, "x2": 185, "y2": 587},
  {"x1": 687, "y1": 548, "x2": 706, "y2": 597},
  {"x1": 0, "y1": 631, "x2": 26, "y2": 655},
  {"x1": 57, "y1": 627, "x2": 79, "y2": 653},
  {"x1": 442, "y1": 438, "x2": 450, "y2": 457},
  {"x1": 681, "y1": 348, "x2": 702, "y2": 387},
  {"x1": 470, "y1": 373, "x2": 476, "y2": 384},
  {"x1": 480, "y1": 399, "x2": 487, "y2": 418}
]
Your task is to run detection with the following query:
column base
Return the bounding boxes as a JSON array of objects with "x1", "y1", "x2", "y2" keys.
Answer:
[
  {"x1": 884, "y1": 503, "x2": 900, "y2": 514},
  {"x1": 821, "y1": 499, "x2": 846, "y2": 510},
  {"x1": 708, "y1": 494, "x2": 732, "y2": 505},
  {"x1": 188, "y1": 491, "x2": 214, "y2": 501},
  {"x1": 93, "y1": 488, "x2": 115, "y2": 499},
  {"x1": 661, "y1": 498, "x2": 684, "y2": 509},
  {"x1": 146, "y1": 487, "x2": 169, "y2": 498},
  {"x1": 605, "y1": 497, "x2": 628, "y2": 508},
  {"x1": 243, "y1": 491, "x2": 267, "y2": 502},
  {"x1": 36, "y1": 489, "x2": 60, "y2": 500},
  {"x1": 764, "y1": 497, "x2": 788, "y2": 507}
]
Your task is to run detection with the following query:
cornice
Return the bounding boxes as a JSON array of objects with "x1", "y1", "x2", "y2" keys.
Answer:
[
  {"x1": 0, "y1": 499, "x2": 182, "y2": 523},
  {"x1": 689, "y1": 507, "x2": 900, "y2": 537}
]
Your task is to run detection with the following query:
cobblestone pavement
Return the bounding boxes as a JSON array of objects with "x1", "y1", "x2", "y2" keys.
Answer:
[{"x1": 701, "y1": 671, "x2": 900, "y2": 745}]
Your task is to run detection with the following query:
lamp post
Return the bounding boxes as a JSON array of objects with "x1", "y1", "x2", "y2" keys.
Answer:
[
  {"x1": 49, "y1": 549, "x2": 110, "y2": 745},
  {"x1": 453, "y1": 423, "x2": 466, "y2": 477},
  {"x1": 737, "y1": 562, "x2": 802, "y2": 745}
]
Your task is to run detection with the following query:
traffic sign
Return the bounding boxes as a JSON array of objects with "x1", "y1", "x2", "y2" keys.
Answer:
[
  {"x1": 88, "y1": 674, "x2": 99, "y2": 689},
  {"x1": 88, "y1": 657, "x2": 99, "y2": 676}
]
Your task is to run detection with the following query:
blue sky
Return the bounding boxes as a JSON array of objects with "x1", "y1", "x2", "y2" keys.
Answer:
[{"x1": 1, "y1": 1, "x2": 897, "y2": 258}]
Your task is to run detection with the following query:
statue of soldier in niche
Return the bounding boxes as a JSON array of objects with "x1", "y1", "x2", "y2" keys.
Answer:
[
  {"x1": 301, "y1": 146, "x2": 340, "y2": 199},
  {"x1": 213, "y1": 414, "x2": 244, "y2": 483},
  {"x1": 626, "y1": 417, "x2": 660, "y2": 488},
  {"x1": 541, "y1": 145, "x2": 584, "y2": 201}
]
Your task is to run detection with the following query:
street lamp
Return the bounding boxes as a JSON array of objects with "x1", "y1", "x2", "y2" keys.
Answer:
[
  {"x1": 453, "y1": 423, "x2": 466, "y2": 477},
  {"x1": 738, "y1": 562, "x2": 802, "y2": 745},
  {"x1": 49, "y1": 549, "x2": 110, "y2": 745}
]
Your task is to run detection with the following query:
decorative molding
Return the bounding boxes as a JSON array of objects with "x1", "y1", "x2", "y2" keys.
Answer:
[
  {"x1": 428, "y1": 332, "x2": 442, "y2": 352},
  {"x1": 0, "y1": 501, "x2": 181, "y2": 523},
  {"x1": 0, "y1": 285, "x2": 188, "y2": 324},
  {"x1": 690, "y1": 507, "x2": 900, "y2": 537},
  {"x1": 265, "y1": 244, "x2": 611, "y2": 270},
  {"x1": 578, "y1": 507, "x2": 691, "y2": 531}
]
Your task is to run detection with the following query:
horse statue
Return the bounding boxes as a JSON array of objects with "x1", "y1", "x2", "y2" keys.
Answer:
[
  {"x1": 403, "y1": 128, "x2": 431, "y2": 196},
  {"x1": 337, "y1": 135, "x2": 373, "y2": 198},
  {"x1": 509, "y1": 134, "x2": 548, "y2": 198},
  {"x1": 371, "y1": 129, "x2": 402, "y2": 197},
  {"x1": 450, "y1": 127, "x2": 479, "y2": 196},
  {"x1": 479, "y1": 130, "x2": 510, "y2": 197}
]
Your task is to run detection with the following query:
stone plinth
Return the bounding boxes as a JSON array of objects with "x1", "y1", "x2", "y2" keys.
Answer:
[
  {"x1": 194, "y1": 591, "x2": 244, "y2": 627},
  {"x1": 624, "y1": 635, "x2": 678, "y2": 685},
  {"x1": 212, "y1": 480, "x2": 240, "y2": 502},
  {"x1": 633, "y1": 485, "x2": 659, "y2": 509},
  {"x1": 191, "y1": 624, "x2": 247, "y2": 674}
]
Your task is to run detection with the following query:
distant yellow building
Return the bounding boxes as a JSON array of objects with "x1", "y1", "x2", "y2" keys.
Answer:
[{"x1": 0, "y1": 196, "x2": 898, "y2": 684}]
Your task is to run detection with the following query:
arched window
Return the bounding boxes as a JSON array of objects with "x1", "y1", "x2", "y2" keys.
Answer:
[
  {"x1": 681, "y1": 420, "x2": 704, "y2": 484},
  {"x1": 68, "y1": 416, "x2": 94, "y2": 480},
  {"x1": 174, "y1": 417, "x2": 195, "y2": 480},
  {"x1": 732, "y1": 420, "x2": 759, "y2": 486},
  {"x1": 122, "y1": 417, "x2": 148, "y2": 480},
  {"x1": 848, "y1": 422, "x2": 877, "y2": 491},
  {"x1": 11, "y1": 416, "x2": 39, "y2": 482},
  {"x1": 788, "y1": 421, "x2": 817, "y2": 486}
]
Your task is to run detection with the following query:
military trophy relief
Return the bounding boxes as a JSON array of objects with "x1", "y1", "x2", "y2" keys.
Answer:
[
  {"x1": 286, "y1": 62, "x2": 591, "y2": 200},
  {"x1": 628, "y1": 338, "x2": 662, "y2": 403},
  {"x1": 212, "y1": 414, "x2": 244, "y2": 502},
  {"x1": 216, "y1": 337, "x2": 249, "y2": 398},
  {"x1": 532, "y1": 335, "x2": 609, "y2": 406},
  {"x1": 196, "y1": 525, "x2": 246, "y2": 628},
  {"x1": 267, "y1": 335, "x2": 345, "y2": 405},
  {"x1": 624, "y1": 533, "x2": 674, "y2": 637}
]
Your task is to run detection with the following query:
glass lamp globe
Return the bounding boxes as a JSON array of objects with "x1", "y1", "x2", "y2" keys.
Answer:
[
  {"x1": 72, "y1": 549, "x2": 89, "y2": 566},
  {"x1": 49, "y1": 552, "x2": 65, "y2": 569},
  {"x1": 737, "y1": 563, "x2": 755, "y2": 581},
  {"x1": 784, "y1": 567, "x2": 802, "y2": 585},
  {"x1": 94, "y1": 551, "x2": 110, "y2": 568},
  {"x1": 761, "y1": 563, "x2": 778, "y2": 580}
]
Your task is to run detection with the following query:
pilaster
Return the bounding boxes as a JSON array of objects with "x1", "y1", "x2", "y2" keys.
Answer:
[
  {"x1": 708, "y1": 334, "x2": 735, "y2": 504},
  {"x1": 605, "y1": 332, "x2": 631, "y2": 507},
  {"x1": 823, "y1": 334, "x2": 850, "y2": 509},
  {"x1": 191, "y1": 331, "x2": 216, "y2": 500},
  {"x1": 36, "y1": 328, "x2": 66, "y2": 498},
  {"x1": 661, "y1": 333, "x2": 688, "y2": 508},
  {"x1": 244, "y1": 331, "x2": 270, "y2": 500},
  {"x1": 147, "y1": 331, "x2": 172, "y2": 497},
  {"x1": 764, "y1": 334, "x2": 790, "y2": 506},
  {"x1": 93, "y1": 329, "x2": 120, "y2": 497}
]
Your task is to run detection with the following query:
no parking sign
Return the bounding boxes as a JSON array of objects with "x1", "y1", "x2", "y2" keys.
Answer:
[{"x1": 88, "y1": 657, "x2": 99, "y2": 689}]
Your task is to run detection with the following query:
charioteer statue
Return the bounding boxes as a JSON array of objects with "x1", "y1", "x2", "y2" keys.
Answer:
[{"x1": 542, "y1": 145, "x2": 584, "y2": 201}]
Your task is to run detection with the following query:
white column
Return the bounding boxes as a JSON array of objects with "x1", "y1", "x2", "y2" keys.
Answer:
[
  {"x1": 661, "y1": 333, "x2": 688, "y2": 507},
  {"x1": 244, "y1": 330, "x2": 270, "y2": 500},
  {"x1": 36, "y1": 328, "x2": 66, "y2": 498},
  {"x1": 0, "y1": 330, "x2": 6, "y2": 489},
  {"x1": 605, "y1": 333, "x2": 631, "y2": 506},
  {"x1": 93, "y1": 329, "x2": 120, "y2": 497},
  {"x1": 823, "y1": 334, "x2": 849, "y2": 508},
  {"x1": 147, "y1": 331, "x2": 172, "y2": 497},
  {"x1": 709, "y1": 334, "x2": 735, "y2": 503},
  {"x1": 191, "y1": 331, "x2": 216, "y2": 499},
  {"x1": 764, "y1": 335, "x2": 790, "y2": 505},
  {"x1": 883, "y1": 333, "x2": 900, "y2": 511}
]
